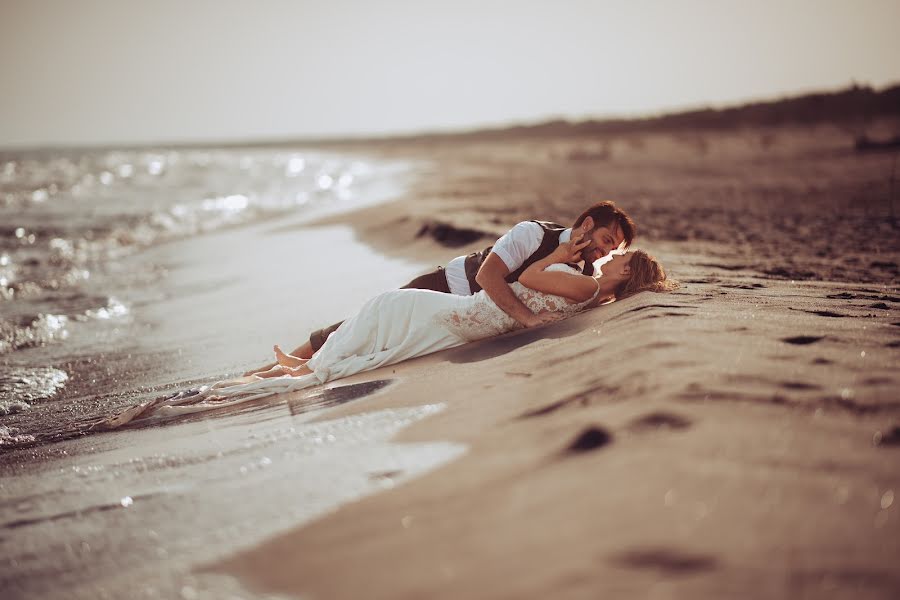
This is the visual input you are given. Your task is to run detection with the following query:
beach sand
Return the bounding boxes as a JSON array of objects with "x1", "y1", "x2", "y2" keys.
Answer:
[{"x1": 3, "y1": 123, "x2": 899, "y2": 599}]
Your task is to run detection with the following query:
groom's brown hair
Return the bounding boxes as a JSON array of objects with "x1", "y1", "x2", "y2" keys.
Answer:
[{"x1": 573, "y1": 201, "x2": 636, "y2": 248}]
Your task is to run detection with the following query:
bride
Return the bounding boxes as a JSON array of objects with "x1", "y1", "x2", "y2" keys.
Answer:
[{"x1": 98, "y1": 238, "x2": 673, "y2": 427}]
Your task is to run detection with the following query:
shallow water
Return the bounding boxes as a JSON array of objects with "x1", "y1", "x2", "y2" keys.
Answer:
[
  {"x1": 0, "y1": 144, "x2": 469, "y2": 599},
  {"x1": 0, "y1": 399, "x2": 465, "y2": 599},
  {"x1": 0, "y1": 144, "x2": 423, "y2": 449}
]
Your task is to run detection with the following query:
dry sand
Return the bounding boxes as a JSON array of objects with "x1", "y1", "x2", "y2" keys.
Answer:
[
  {"x1": 3, "y1": 123, "x2": 900, "y2": 599},
  {"x1": 214, "y1": 124, "x2": 900, "y2": 599}
]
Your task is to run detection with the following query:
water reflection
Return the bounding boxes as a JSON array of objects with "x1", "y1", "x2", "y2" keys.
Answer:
[
  {"x1": 286, "y1": 155, "x2": 305, "y2": 175},
  {"x1": 0, "y1": 145, "x2": 417, "y2": 449}
]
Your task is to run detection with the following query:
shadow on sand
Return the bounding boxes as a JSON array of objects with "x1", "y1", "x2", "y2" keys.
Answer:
[{"x1": 446, "y1": 315, "x2": 587, "y2": 364}]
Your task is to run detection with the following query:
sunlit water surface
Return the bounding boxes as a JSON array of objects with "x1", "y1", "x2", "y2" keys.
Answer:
[{"x1": 0, "y1": 145, "x2": 420, "y2": 448}]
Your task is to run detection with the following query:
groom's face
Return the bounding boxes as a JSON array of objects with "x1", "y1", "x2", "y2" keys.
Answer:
[{"x1": 579, "y1": 219, "x2": 625, "y2": 264}]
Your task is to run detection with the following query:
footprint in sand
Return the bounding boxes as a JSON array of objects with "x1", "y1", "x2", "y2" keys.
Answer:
[
  {"x1": 637, "y1": 311, "x2": 691, "y2": 320},
  {"x1": 781, "y1": 381, "x2": 821, "y2": 390},
  {"x1": 873, "y1": 426, "x2": 900, "y2": 447},
  {"x1": 782, "y1": 335, "x2": 824, "y2": 345},
  {"x1": 721, "y1": 283, "x2": 766, "y2": 290},
  {"x1": 864, "y1": 377, "x2": 894, "y2": 385},
  {"x1": 626, "y1": 411, "x2": 693, "y2": 433},
  {"x1": 516, "y1": 384, "x2": 621, "y2": 420},
  {"x1": 624, "y1": 303, "x2": 696, "y2": 315},
  {"x1": 564, "y1": 426, "x2": 613, "y2": 454},
  {"x1": 611, "y1": 547, "x2": 718, "y2": 575},
  {"x1": 645, "y1": 340, "x2": 679, "y2": 349},
  {"x1": 792, "y1": 309, "x2": 845, "y2": 318},
  {"x1": 552, "y1": 413, "x2": 691, "y2": 460}
]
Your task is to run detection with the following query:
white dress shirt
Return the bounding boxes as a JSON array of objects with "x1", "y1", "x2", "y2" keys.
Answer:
[{"x1": 444, "y1": 222, "x2": 573, "y2": 295}]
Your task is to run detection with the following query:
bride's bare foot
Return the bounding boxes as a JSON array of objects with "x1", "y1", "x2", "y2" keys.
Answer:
[
  {"x1": 243, "y1": 365, "x2": 272, "y2": 377},
  {"x1": 274, "y1": 344, "x2": 305, "y2": 368},
  {"x1": 285, "y1": 364, "x2": 313, "y2": 377}
]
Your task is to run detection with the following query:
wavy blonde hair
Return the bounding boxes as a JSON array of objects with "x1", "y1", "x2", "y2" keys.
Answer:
[{"x1": 614, "y1": 250, "x2": 677, "y2": 299}]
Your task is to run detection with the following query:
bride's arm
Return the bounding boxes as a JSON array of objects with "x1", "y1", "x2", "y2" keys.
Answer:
[
  {"x1": 520, "y1": 261, "x2": 599, "y2": 302},
  {"x1": 519, "y1": 240, "x2": 599, "y2": 302}
]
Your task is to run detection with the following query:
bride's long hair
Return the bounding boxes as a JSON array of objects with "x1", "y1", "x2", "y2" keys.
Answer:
[{"x1": 614, "y1": 250, "x2": 677, "y2": 299}]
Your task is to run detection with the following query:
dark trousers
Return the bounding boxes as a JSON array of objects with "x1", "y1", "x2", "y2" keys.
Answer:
[{"x1": 309, "y1": 266, "x2": 452, "y2": 351}]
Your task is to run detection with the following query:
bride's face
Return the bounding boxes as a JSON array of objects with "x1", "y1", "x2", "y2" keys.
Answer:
[{"x1": 598, "y1": 251, "x2": 632, "y2": 283}]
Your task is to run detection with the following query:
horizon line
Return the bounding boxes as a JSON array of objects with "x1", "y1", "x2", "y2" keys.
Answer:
[{"x1": 2, "y1": 80, "x2": 897, "y2": 154}]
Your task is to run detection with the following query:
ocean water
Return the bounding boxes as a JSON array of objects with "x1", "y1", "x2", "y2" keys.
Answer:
[
  {"x1": 1, "y1": 399, "x2": 465, "y2": 599},
  {"x1": 0, "y1": 145, "x2": 419, "y2": 450}
]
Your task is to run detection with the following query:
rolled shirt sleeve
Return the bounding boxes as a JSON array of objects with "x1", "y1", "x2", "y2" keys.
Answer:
[{"x1": 491, "y1": 221, "x2": 545, "y2": 272}]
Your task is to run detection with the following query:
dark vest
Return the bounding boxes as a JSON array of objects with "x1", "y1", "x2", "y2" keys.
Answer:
[{"x1": 464, "y1": 220, "x2": 595, "y2": 293}]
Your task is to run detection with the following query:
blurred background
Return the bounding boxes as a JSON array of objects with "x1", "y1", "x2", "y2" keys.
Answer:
[{"x1": 2, "y1": 0, "x2": 900, "y2": 148}]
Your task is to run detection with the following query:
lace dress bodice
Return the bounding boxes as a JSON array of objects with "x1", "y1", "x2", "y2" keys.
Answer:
[{"x1": 436, "y1": 264, "x2": 600, "y2": 342}]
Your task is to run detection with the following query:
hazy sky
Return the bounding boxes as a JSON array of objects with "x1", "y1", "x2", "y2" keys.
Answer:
[{"x1": 2, "y1": 0, "x2": 899, "y2": 148}]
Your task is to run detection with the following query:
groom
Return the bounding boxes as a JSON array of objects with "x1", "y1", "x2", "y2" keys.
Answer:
[{"x1": 248, "y1": 200, "x2": 635, "y2": 371}]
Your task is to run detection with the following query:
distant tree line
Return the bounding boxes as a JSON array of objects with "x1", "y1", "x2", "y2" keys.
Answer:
[{"x1": 382, "y1": 83, "x2": 900, "y2": 142}]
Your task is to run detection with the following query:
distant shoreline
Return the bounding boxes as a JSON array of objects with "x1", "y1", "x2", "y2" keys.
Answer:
[{"x1": 3, "y1": 82, "x2": 898, "y2": 154}]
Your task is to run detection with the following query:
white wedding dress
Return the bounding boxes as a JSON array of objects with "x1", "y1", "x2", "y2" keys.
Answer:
[{"x1": 99, "y1": 265, "x2": 599, "y2": 428}]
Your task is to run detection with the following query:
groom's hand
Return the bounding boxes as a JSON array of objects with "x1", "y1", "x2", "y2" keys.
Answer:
[{"x1": 522, "y1": 312, "x2": 561, "y2": 328}]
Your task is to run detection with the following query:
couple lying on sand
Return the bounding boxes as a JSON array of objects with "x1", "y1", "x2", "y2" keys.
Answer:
[{"x1": 101, "y1": 201, "x2": 674, "y2": 427}]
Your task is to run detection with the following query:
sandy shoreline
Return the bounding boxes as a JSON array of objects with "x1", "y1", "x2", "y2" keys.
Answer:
[
  {"x1": 211, "y1": 256, "x2": 900, "y2": 600},
  {"x1": 3, "y1": 124, "x2": 900, "y2": 599},
  {"x1": 216, "y1": 125, "x2": 900, "y2": 598}
]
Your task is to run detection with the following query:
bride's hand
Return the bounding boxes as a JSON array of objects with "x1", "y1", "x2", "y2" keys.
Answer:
[{"x1": 550, "y1": 235, "x2": 591, "y2": 263}]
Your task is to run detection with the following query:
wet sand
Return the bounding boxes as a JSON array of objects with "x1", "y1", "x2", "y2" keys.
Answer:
[{"x1": 3, "y1": 122, "x2": 900, "y2": 599}]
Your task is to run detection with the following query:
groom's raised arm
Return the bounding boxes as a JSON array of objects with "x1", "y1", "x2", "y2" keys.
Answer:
[{"x1": 476, "y1": 254, "x2": 546, "y2": 328}]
